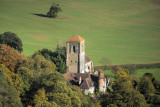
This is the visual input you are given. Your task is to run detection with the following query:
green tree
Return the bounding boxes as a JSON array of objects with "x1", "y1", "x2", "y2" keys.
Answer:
[
  {"x1": 55, "y1": 54, "x2": 66, "y2": 74},
  {"x1": 114, "y1": 67, "x2": 129, "y2": 79},
  {"x1": 34, "y1": 88, "x2": 49, "y2": 105},
  {"x1": 34, "y1": 46, "x2": 66, "y2": 63},
  {"x1": 47, "y1": 93, "x2": 71, "y2": 107},
  {"x1": 139, "y1": 77, "x2": 155, "y2": 95},
  {"x1": 153, "y1": 80, "x2": 160, "y2": 92},
  {"x1": 0, "y1": 32, "x2": 23, "y2": 52},
  {"x1": 17, "y1": 67, "x2": 33, "y2": 95},
  {"x1": 33, "y1": 46, "x2": 67, "y2": 74},
  {"x1": 143, "y1": 73, "x2": 155, "y2": 82},
  {"x1": 19, "y1": 54, "x2": 56, "y2": 74},
  {"x1": 70, "y1": 85, "x2": 88, "y2": 107},
  {"x1": 0, "y1": 65, "x2": 23, "y2": 107},
  {"x1": 18, "y1": 55, "x2": 56, "y2": 106},
  {"x1": 47, "y1": 3, "x2": 62, "y2": 18},
  {"x1": 102, "y1": 72, "x2": 148, "y2": 107}
]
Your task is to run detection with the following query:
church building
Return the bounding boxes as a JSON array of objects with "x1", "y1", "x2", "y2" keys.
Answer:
[
  {"x1": 66, "y1": 35, "x2": 94, "y2": 73},
  {"x1": 64, "y1": 35, "x2": 107, "y2": 95}
]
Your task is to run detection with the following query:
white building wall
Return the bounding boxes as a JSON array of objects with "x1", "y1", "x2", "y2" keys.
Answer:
[
  {"x1": 89, "y1": 87, "x2": 95, "y2": 94},
  {"x1": 85, "y1": 61, "x2": 92, "y2": 73},
  {"x1": 99, "y1": 79, "x2": 107, "y2": 92},
  {"x1": 79, "y1": 52, "x2": 85, "y2": 73},
  {"x1": 83, "y1": 87, "x2": 95, "y2": 95}
]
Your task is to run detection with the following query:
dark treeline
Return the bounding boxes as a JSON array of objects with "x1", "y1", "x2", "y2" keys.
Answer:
[{"x1": 95, "y1": 63, "x2": 160, "y2": 71}]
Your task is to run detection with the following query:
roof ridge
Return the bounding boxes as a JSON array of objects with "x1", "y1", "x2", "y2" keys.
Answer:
[{"x1": 67, "y1": 35, "x2": 85, "y2": 42}]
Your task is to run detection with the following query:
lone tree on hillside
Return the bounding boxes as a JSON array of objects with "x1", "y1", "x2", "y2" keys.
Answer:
[
  {"x1": 0, "y1": 32, "x2": 23, "y2": 53},
  {"x1": 47, "y1": 3, "x2": 62, "y2": 18}
]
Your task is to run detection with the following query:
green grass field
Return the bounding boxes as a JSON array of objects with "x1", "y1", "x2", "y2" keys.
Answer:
[
  {"x1": 0, "y1": 0, "x2": 160, "y2": 65},
  {"x1": 103, "y1": 68, "x2": 160, "y2": 80},
  {"x1": 136, "y1": 68, "x2": 160, "y2": 80}
]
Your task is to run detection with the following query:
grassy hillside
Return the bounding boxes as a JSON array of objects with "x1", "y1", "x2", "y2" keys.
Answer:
[
  {"x1": 0, "y1": 0, "x2": 160, "y2": 65},
  {"x1": 136, "y1": 68, "x2": 160, "y2": 80},
  {"x1": 103, "y1": 68, "x2": 160, "y2": 80}
]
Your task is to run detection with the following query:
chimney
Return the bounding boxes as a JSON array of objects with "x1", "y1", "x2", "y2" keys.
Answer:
[{"x1": 79, "y1": 76, "x2": 82, "y2": 85}]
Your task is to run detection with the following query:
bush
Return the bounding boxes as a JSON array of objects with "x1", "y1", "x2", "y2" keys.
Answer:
[{"x1": 0, "y1": 32, "x2": 23, "y2": 52}]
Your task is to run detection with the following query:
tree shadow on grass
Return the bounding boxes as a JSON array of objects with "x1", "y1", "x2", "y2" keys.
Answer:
[
  {"x1": 32, "y1": 13, "x2": 70, "y2": 19},
  {"x1": 32, "y1": 13, "x2": 48, "y2": 18}
]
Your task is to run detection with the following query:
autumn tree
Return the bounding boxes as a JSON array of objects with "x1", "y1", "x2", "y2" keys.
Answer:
[
  {"x1": 0, "y1": 32, "x2": 23, "y2": 52},
  {"x1": 0, "y1": 64, "x2": 24, "y2": 96},
  {"x1": 0, "y1": 64, "x2": 23, "y2": 106},
  {"x1": 0, "y1": 44, "x2": 22, "y2": 72}
]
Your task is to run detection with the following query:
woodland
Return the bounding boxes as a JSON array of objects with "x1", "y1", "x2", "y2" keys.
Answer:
[{"x1": 0, "y1": 32, "x2": 160, "y2": 107}]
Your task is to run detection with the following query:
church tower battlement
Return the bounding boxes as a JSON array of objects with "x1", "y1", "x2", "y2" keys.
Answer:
[{"x1": 66, "y1": 35, "x2": 85, "y2": 73}]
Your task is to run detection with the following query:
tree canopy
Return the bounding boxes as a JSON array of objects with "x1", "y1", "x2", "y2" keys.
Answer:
[
  {"x1": 0, "y1": 44, "x2": 22, "y2": 72},
  {"x1": 0, "y1": 64, "x2": 23, "y2": 107},
  {"x1": 47, "y1": 3, "x2": 62, "y2": 18},
  {"x1": 33, "y1": 46, "x2": 67, "y2": 74},
  {"x1": 0, "y1": 32, "x2": 23, "y2": 52}
]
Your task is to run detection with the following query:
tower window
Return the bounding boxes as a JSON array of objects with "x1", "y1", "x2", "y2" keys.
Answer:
[
  {"x1": 88, "y1": 66, "x2": 90, "y2": 70},
  {"x1": 73, "y1": 46, "x2": 76, "y2": 53}
]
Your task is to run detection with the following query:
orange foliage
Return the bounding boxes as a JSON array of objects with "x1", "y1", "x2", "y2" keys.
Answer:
[
  {"x1": 0, "y1": 44, "x2": 22, "y2": 72},
  {"x1": 0, "y1": 64, "x2": 24, "y2": 97}
]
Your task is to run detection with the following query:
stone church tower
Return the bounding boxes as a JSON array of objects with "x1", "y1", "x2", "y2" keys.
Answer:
[{"x1": 66, "y1": 35, "x2": 85, "y2": 73}]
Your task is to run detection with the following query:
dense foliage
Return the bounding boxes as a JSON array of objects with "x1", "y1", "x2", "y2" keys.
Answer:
[
  {"x1": 0, "y1": 34, "x2": 90, "y2": 106},
  {"x1": 0, "y1": 44, "x2": 22, "y2": 72},
  {"x1": 0, "y1": 32, "x2": 23, "y2": 52},
  {"x1": 101, "y1": 69, "x2": 148, "y2": 107},
  {"x1": 47, "y1": 3, "x2": 62, "y2": 18},
  {"x1": 0, "y1": 64, "x2": 23, "y2": 107},
  {"x1": 33, "y1": 46, "x2": 67, "y2": 74}
]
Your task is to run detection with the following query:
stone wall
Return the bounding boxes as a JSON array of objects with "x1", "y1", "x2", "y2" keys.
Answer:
[
  {"x1": 67, "y1": 53, "x2": 79, "y2": 73},
  {"x1": 66, "y1": 40, "x2": 85, "y2": 73}
]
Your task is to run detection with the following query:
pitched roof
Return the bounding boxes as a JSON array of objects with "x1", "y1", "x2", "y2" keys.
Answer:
[
  {"x1": 67, "y1": 35, "x2": 85, "y2": 42},
  {"x1": 64, "y1": 72, "x2": 75, "y2": 81},
  {"x1": 79, "y1": 77, "x2": 93, "y2": 89},
  {"x1": 74, "y1": 73, "x2": 89, "y2": 80},
  {"x1": 64, "y1": 72, "x2": 94, "y2": 89},
  {"x1": 85, "y1": 55, "x2": 91, "y2": 64}
]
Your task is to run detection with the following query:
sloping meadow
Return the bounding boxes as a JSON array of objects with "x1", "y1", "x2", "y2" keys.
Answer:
[{"x1": 0, "y1": 0, "x2": 160, "y2": 65}]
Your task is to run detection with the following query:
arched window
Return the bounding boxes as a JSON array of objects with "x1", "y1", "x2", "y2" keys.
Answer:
[
  {"x1": 73, "y1": 46, "x2": 76, "y2": 53},
  {"x1": 88, "y1": 66, "x2": 90, "y2": 70}
]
